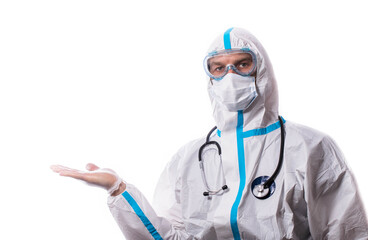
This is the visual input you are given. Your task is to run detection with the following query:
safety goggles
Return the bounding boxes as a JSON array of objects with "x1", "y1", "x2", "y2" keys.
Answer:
[{"x1": 203, "y1": 48, "x2": 257, "y2": 80}]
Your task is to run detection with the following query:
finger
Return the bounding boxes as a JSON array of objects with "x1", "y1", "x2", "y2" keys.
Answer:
[
  {"x1": 61, "y1": 171, "x2": 110, "y2": 186},
  {"x1": 50, "y1": 165, "x2": 77, "y2": 173},
  {"x1": 59, "y1": 169, "x2": 87, "y2": 181},
  {"x1": 86, "y1": 163, "x2": 100, "y2": 171}
]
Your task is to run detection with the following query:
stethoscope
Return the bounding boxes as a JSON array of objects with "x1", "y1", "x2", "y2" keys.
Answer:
[{"x1": 198, "y1": 116, "x2": 285, "y2": 200}]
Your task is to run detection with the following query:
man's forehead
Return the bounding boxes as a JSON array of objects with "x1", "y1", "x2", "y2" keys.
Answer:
[{"x1": 209, "y1": 52, "x2": 252, "y2": 64}]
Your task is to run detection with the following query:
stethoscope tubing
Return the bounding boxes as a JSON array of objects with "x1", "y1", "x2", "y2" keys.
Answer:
[
  {"x1": 262, "y1": 116, "x2": 285, "y2": 189},
  {"x1": 199, "y1": 116, "x2": 285, "y2": 198}
]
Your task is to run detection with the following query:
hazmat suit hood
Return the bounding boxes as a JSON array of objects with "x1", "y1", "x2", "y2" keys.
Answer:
[{"x1": 207, "y1": 28, "x2": 279, "y2": 132}]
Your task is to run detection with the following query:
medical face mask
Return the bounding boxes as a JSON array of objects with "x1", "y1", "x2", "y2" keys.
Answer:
[{"x1": 209, "y1": 73, "x2": 258, "y2": 112}]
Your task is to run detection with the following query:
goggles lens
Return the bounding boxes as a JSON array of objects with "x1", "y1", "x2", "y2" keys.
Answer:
[{"x1": 204, "y1": 49, "x2": 256, "y2": 80}]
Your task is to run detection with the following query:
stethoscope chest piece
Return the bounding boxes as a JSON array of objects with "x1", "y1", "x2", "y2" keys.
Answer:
[{"x1": 251, "y1": 176, "x2": 276, "y2": 200}]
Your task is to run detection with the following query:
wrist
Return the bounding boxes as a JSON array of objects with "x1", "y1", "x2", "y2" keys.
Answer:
[{"x1": 111, "y1": 182, "x2": 126, "y2": 196}]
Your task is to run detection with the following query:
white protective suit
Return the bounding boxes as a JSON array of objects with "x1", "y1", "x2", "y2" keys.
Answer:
[{"x1": 108, "y1": 28, "x2": 368, "y2": 239}]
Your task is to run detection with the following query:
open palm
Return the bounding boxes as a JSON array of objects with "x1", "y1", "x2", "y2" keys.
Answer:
[{"x1": 50, "y1": 163, "x2": 125, "y2": 195}]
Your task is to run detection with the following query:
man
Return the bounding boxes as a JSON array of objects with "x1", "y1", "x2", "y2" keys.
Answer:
[{"x1": 51, "y1": 27, "x2": 368, "y2": 239}]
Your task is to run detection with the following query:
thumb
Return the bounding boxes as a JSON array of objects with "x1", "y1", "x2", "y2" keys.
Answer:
[{"x1": 86, "y1": 163, "x2": 100, "y2": 171}]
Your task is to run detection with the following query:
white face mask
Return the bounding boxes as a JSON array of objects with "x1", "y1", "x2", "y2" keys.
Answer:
[{"x1": 209, "y1": 73, "x2": 258, "y2": 112}]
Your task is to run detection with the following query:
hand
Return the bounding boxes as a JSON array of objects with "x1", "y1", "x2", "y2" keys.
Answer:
[{"x1": 50, "y1": 163, "x2": 126, "y2": 196}]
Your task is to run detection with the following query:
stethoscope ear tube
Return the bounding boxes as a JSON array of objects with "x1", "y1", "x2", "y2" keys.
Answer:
[
  {"x1": 198, "y1": 127, "x2": 219, "y2": 162},
  {"x1": 203, "y1": 184, "x2": 228, "y2": 197},
  {"x1": 198, "y1": 141, "x2": 221, "y2": 161},
  {"x1": 199, "y1": 126, "x2": 228, "y2": 196},
  {"x1": 206, "y1": 126, "x2": 218, "y2": 142}
]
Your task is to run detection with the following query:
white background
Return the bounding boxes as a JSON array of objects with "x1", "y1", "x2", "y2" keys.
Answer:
[{"x1": 1, "y1": 0, "x2": 367, "y2": 239}]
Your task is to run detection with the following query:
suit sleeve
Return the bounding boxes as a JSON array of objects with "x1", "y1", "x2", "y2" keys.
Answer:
[
  {"x1": 305, "y1": 136, "x2": 368, "y2": 239},
  {"x1": 107, "y1": 151, "x2": 189, "y2": 240}
]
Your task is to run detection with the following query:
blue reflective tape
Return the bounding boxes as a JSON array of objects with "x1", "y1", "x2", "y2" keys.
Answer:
[
  {"x1": 217, "y1": 129, "x2": 221, "y2": 137},
  {"x1": 230, "y1": 116, "x2": 286, "y2": 239},
  {"x1": 230, "y1": 110, "x2": 246, "y2": 240},
  {"x1": 242, "y1": 117, "x2": 286, "y2": 138},
  {"x1": 122, "y1": 191, "x2": 163, "y2": 240},
  {"x1": 223, "y1": 27, "x2": 234, "y2": 50}
]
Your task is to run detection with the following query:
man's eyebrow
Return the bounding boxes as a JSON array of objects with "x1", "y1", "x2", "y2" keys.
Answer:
[
  {"x1": 209, "y1": 61, "x2": 224, "y2": 66},
  {"x1": 235, "y1": 56, "x2": 252, "y2": 62},
  {"x1": 209, "y1": 55, "x2": 253, "y2": 67}
]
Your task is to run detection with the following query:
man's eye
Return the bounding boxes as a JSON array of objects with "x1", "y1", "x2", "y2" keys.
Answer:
[
  {"x1": 238, "y1": 63, "x2": 249, "y2": 68},
  {"x1": 214, "y1": 66, "x2": 224, "y2": 72},
  {"x1": 210, "y1": 66, "x2": 224, "y2": 73}
]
